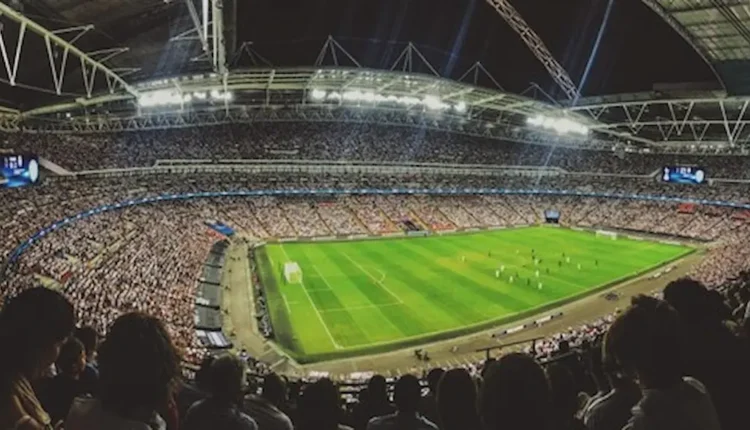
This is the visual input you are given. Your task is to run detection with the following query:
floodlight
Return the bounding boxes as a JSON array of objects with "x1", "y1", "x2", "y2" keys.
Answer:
[
  {"x1": 310, "y1": 89, "x2": 326, "y2": 100},
  {"x1": 423, "y1": 95, "x2": 442, "y2": 110}
]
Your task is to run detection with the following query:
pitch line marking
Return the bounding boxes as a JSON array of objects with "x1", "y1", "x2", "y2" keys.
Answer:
[
  {"x1": 278, "y1": 244, "x2": 342, "y2": 350},
  {"x1": 340, "y1": 252, "x2": 404, "y2": 304},
  {"x1": 268, "y1": 252, "x2": 294, "y2": 316}
]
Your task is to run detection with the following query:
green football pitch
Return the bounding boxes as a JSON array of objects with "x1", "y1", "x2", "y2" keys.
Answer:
[{"x1": 254, "y1": 226, "x2": 692, "y2": 362}]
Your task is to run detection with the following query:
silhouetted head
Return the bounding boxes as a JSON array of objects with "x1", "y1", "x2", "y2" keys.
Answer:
[
  {"x1": 426, "y1": 368, "x2": 445, "y2": 393},
  {"x1": 195, "y1": 355, "x2": 215, "y2": 392},
  {"x1": 298, "y1": 378, "x2": 341, "y2": 430},
  {"x1": 394, "y1": 374, "x2": 422, "y2": 415},
  {"x1": 366, "y1": 374, "x2": 388, "y2": 405},
  {"x1": 546, "y1": 363, "x2": 579, "y2": 425},
  {"x1": 97, "y1": 312, "x2": 181, "y2": 417},
  {"x1": 605, "y1": 295, "x2": 683, "y2": 389},
  {"x1": 56, "y1": 337, "x2": 86, "y2": 378},
  {"x1": 0, "y1": 287, "x2": 75, "y2": 390},
  {"x1": 261, "y1": 372, "x2": 287, "y2": 407},
  {"x1": 74, "y1": 326, "x2": 99, "y2": 362},
  {"x1": 479, "y1": 353, "x2": 551, "y2": 430},
  {"x1": 437, "y1": 368, "x2": 480, "y2": 430},
  {"x1": 663, "y1": 278, "x2": 711, "y2": 323},
  {"x1": 208, "y1": 354, "x2": 247, "y2": 403}
]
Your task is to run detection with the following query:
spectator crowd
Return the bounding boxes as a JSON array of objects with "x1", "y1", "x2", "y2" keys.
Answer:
[{"x1": 7, "y1": 122, "x2": 750, "y2": 179}]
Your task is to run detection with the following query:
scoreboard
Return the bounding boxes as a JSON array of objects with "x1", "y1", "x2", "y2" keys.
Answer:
[
  {"x1": 661, "y1": 166, "x2": 706, "y2": 185},
  {"x1": 1, "y1": 154, "x2": 40, "y2": 188}
]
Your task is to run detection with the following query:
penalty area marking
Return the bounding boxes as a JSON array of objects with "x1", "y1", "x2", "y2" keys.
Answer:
[
  {"x1": 341, "y1": 252, "x2": 404, "y2": 304},
  {"x1": 278, "y1": 244, "x2": 342, "y2": 350}
]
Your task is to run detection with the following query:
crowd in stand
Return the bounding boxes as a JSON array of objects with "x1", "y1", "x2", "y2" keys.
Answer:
[
  {"x1": 7, "y1": 122, "x2": 750, "y2": 179},
  {"x1": 3, "y1": 276, "x2": 749, "y2": 430}
]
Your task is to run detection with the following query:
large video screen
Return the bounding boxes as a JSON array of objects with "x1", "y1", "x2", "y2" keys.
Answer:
[
  {"x1": 661, "y1": 166, "x2": 706, "y2": 185},
  {"x1": 1, "y1": 154, "x2": 40, "y2": 188}
]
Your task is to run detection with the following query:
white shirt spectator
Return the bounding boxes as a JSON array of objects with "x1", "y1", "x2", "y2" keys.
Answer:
[{"x1": 623, "y1": 377, "x2": 720, "y2": 430}]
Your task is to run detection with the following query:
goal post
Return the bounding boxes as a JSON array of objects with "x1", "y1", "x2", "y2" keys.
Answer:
[
  {"x1": 595, "y1": 230, "x2": 618, "y2": 240},
  {"x1": 283, "y1": 262, "x2": 303, "y2": 284}
]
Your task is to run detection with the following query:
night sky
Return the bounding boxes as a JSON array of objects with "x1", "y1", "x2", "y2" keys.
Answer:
[{"x1": 235, "y1": 0, "x2": 717, "y2": 98}]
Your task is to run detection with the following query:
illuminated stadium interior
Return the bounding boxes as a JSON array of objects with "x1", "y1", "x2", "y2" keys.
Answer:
[{"x1": 2, "y1": 1, "x2": 750, "y2": 429}]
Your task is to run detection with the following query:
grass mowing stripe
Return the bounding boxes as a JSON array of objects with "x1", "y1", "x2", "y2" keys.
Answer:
[
  {"x1": 339, "y1": 252, "x2": 404, "y2": 304},
  {"x1": 278, "y1": 244, "x2": 343, "y2": 350},
  {"x1": 397, "y1": 239, "x2": 533, "y2": 313},
  {"x1": 359, "y1": 241, "x2": 491, "y2": 323},
  {"x1": 315, "y1": 246, "x2": 406, "y2": 342},
  {"x1": 335, "y1": 242, "x2": 438, "y2": 336},
  {"x1": 294, "y1": 246, "x2": 376, "y2": 348}
]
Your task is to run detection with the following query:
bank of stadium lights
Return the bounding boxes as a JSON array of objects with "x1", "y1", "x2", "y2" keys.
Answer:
[
  {"x1": 137, "y1": 89, "x2": 233, "y2": 108},
  {"x1": 526, "y1": 115, "x2": 589, "y2": 136},
  {"x1": 310, "y1": 89, "x2": 467, "y2": 113}
]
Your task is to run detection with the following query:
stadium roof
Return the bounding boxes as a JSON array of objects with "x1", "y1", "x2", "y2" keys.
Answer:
[
  {"x1": 5, "y1": 0, "x2": 750, "y2": 151},
  {"x1": 642, "y1": 0, "x2": 750, "y2": 94},
  {"x1": 0, "y1": 0, "x2": 717, "y2": 110}
]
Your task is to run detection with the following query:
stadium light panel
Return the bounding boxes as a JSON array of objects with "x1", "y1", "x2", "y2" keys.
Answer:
[
  {"x1": 526, "y1": 114, "x2": 588, "y2": 136},
  {"x1": 310, "y1": 89, "x2": 326, "y2": 100},
  {"x1": 423, "y1": 95, "x2": 444, "y2": 110}
]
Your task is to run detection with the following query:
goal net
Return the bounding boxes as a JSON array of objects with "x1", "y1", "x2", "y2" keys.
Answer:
[
  {"x1": 283, "y1": 262, "x2": 303, "y2": 284},
  {"x1": 595, "y1": 230, "x2": 618, "y2": 240}
]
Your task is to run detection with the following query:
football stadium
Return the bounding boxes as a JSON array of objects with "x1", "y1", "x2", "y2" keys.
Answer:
[{"x1": 1, "y1": 0, "x2": 750, "y2": 429}]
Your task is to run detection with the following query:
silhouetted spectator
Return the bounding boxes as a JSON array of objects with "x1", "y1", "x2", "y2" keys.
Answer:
[
  {"x1": 583, "y1": 338, "x2": 640, "y2": 430},
  {"x1": 608, "y1": 295, "x2": 720, "y2": 430},
  {"x1": 663, "y1": 278, "x2": 750, "y2": 430},
  {"x1": 579, "y1": 344, "x2": 610, "y2": 420},
  {"x1": 297, "y1": 378, "x2": 352, "y2": 430},
  {"x1": 0, "y1": 287, "x2": 75, "y2": 430},
  {"x1": 183, "y1": 354, "x2": 257, "y2": 430},
  {"x1": 419, "y1": 368, "x2": 443, "y2": 426},
  {"x1": 244, "y1": 372, "x2": 293, "y2": 430},
  {"x1": 352, "y1": 375, "x2": 395, "y2": 430},
  {"x1": 479, "y1": 353, "x2": 551, "y2": 430},
  {"x1": 177, "y1": 355, "x2": 214, "y2": 420},
  {"x1": 436, "y1": 368, "x2": 480, "y2": 430},
  {"x1": 547, "y1": 363, "x2": 585, "y2": 430},
  {"x1": 66, "y1": 312, "x2": 181, "y2": 430},
  {"x1": 367, "y1": 374, "x2": 437, "y2": 430},
  {"x1": 38, "y1": 337, "x2": 88, "y2": 423},
  {"x1": 74, "y1": 326, "x2": 99, "y2": 395}
]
